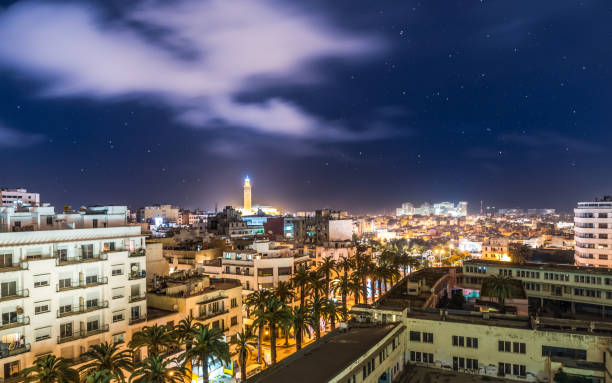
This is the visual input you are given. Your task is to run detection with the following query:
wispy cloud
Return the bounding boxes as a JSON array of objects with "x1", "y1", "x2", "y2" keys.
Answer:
[
  {"x1": 499, "y1": 131, "x2": 604, "y2": 154},
  {"x1": 0, "y1": 121, "x2": 44, "y2": 148},
  {"x1": 0, "y1": 0, "x2": 387, "y2": 141}
]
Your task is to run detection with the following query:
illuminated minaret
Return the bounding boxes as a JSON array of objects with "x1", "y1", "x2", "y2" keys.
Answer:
[{"x1": 243, "y1": 176, "x2": 252, "y2": 212}]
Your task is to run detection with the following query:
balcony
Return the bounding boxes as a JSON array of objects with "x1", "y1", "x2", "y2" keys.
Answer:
[
  {"x1": 129, "y1": 293, "x2": 146, "y2": 303},
  {"x1": 128, "y1": 248, "x2": 146, "y2": 258},
  {"x1": 101, "y1": 247, "x2": 126, "y2": 255},
  {"x1": 0, "y1": 289, "x2": 29, "y2": 302},
  {"x1": 197, "y1": 309, "x2": 229, "y2": 321},
  {"x1": 0, "y1": 316, "x2": 29, "y2": 331},
  {"x1": 56, "y1": 253, "x2": 108, "y2": 266},
  {"x1": 0, "y1": 343, "x2": 30, "y2": 359},
  {"x1": 56, "y1": 277, "x2": 108, "y2": 292},
  {"x1": 0, "y1": 262, "x2": 28, "y2": 274},
  {"x1": 129, "y1": 315, "x2": 146, "y2": 325},
  {"x1": 129, "y1": 271, "x2": 146, "y2": 280},
  {"x1": 57, "y1": 301, "x2": 109, "y2": 318},
  {"x1": 57, "y1": 324, "x2": 109, "y2": 344}
]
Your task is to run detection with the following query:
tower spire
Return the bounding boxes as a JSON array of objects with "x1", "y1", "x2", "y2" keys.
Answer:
[{"x1": 243, "y1": 176, "x2": 252, "y2": 212}]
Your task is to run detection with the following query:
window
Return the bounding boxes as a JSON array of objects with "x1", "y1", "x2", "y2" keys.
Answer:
[
  {"x1": 4, "y1": 361, "x2": 20, "y2": 378},
  {"x1": 0, "y1": 253, "x2": 13, "y2": 268},
  {"x1": 113, "y1": 333, "x2": 125, "y2": 344},
  {"x1": 452, "y1": 335, "x2": 467, "y2": 347},
  {"x1": 113, "y1": 312, "x2": 125, "y2": 323},
  {"x1": 85, "y1": 275, "x2": 98, "y2": 285},
  {"x1": 131, "y1": 306, "x2": 140, "y2": 320},
  {"x1": 59, "y1": 304, "x2": 72, "y2": 314},
  {"x1": 231, "y1": 298, "x2": 238, "y2": 308},
  {"x1": 278, "y1": 267, "x2": 292, "y2": 276},
  {"x1": 409, "y1": 331, "x2": 421, "y2": 341},
  {"x1": 33, "y1": 274, "x2": 50, "y2": 288},
  {"x1": 0, "y1": 281, "x2": 17, "y2": 298},
  {"x1": 230, "y1": 316, "x2": 238, "y2": 326},
  {"x1": 112, "y1": 265, "x2": 123, "y2": 276},
  {"x1": 81, "y1": 244, "x2": 94, "y2": 258},
  {"x1": 34, "y1": 327, "x2": 51, "y2": 341},
  {"x1": 86, "y1": 298, "x2": 99, "y2": 308},
  {"x1": 87, "y1": 319, "x2": 99, "y2": 332},
  {"x1": 423, "y1": 332, "x2": 434, "y2": 343},
  {"x1": 499, "y1": 340, "x2": 525, "y2": 353},
  {"x1": 542, "y1": 346, "x2": 586, "y2": 360},
  {"x1": 60, "y1": 322, "x2": 73, "y2": 338},
  {"x1": 466, "y1": 358, "x2": 478, "y2": 370},
  {"x1": 104, "y1": 242, "x2": 116, "y2": 252},
  {"x1": 112, "y1": 287, "x2": 124, "y2": 299},
  {"x1": 34, "y1": 301, "x2": 50, "y2": 315},
  {"x1": 1, "y1": 311, "x2": 17, "y2": 326},
  {"x1": 466, "y1": 337, "x2": 478, "y2": 348},
  {"x1": 47, "y1": 217, "x2": 53, "y2": 225}
]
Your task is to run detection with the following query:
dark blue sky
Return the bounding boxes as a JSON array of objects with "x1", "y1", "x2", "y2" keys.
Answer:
[{"x1": 0, "y1": 0, "x2": 610, "y2": 214}]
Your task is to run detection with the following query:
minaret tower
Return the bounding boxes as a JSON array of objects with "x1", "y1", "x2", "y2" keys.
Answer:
[{"x1": 243, "y1": 176, "x2": 252, "y2": 212}]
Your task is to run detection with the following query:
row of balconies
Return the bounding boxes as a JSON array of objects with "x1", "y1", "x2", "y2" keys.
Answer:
[
  {"x1": 0, "y1": 316, "x2": 29, "y2": 331},
  {"x1": 57, "y1": 324, "x2": 110, "y2": 344},
  {"x1": 57, "y1": 301, "x2": 109, "y2": 318},
  {"x1": 57, "y1": 277, "x2": 108, "y2": 292}
]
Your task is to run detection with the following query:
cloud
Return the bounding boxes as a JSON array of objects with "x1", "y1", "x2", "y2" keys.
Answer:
[
  {"x1": 499, "y1": 131, "x2": 604, "y2": 154},
  {"x1": 0, "y1": 122, "x2": 44, "y2": 148},
  {"x1": 0, "y1": 0, "x2": 387, "y2": 140}
]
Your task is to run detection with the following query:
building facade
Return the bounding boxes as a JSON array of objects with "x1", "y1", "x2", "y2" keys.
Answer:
[
  {"x1": 575, "y1": 197, "x2": 612, "y2": 267},
  {"x1": 0, "y1": 189, "x2": 40, "y2": 207},
  {"x1": 0, "y1": 210, "x2": 147, "y2": 381}
]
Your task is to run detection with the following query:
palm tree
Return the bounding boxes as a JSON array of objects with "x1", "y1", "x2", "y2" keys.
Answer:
[
  {"x1": 174, "y1": 315, "x2": 198, "y2": 351},
  {"x1": 21, "y1": 355, "x2": 79, "y2": 383},
  {"x1": 291, "y1": 266, "x2": 311, "y2": 309},
  {"x1": 79, "y1": 342, "x2": 133, "y2": 383},
  {"x1": 182, "y1": 324, "x2": 230, "y2": 383},
  {"x1": 307, "y1": 270, "x2": 327, "y2": 300},
  {"x1": 229, "y1": 328, "x2": 257, "y2": 382},
  {"x1": 309, "y1": 295, "x2": 329, "y2": 340},
  {"x1": 354, "y1": 253, "x2": 374, "y2": 304},
  {"x1": 273, "y1": 281, "x2": 296, "y2": 345},
  {"x1": 130, "y1": 355, "x2": 186, "y2": 383},
  {"x1": 317, "y1": 257, "x2": 337, "y2": 298},
  {"x1": 484, "y1": 275, "x2": 515, "y2": 311},
  {"x1": 337, "y1": 256, "x2": 354, "y2": 277},
  {"x1": 290, "y1": 305, "x2": 312, "y2": 351},
  {"x1": 255, "y1": 296, "x2": 291, "y2": 364},
  {"x1": 245, "y1": 290, "x2": 271, "y2": 364},
  {"x1": 82, "y1": 370, "x2": 113, "y2": 383},
  {"x1": 129, "y1": 324, "x2": 174, "y2": 356},
  {"x1": 350, "y1": 273, "x2": 362, "y2": 305},
  {"x1": 323, "y1": 298, "x2": 342, "y2": 331},
  {"x1": 332, "y1": 275, "x2": 355, "y2": 320}
]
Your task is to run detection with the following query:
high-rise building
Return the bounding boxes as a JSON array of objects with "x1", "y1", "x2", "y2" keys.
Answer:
[
  {"x1": 0, "y1": 204, "x2": 147, "y2": 380},
  {"x1": 243, "y1": 176, "x2": 252, "y2": 212},
  {"x1": 396, "y1": 201, "x2": 467, "y2": 217},
  {"x1": 574, "y1": 196, "x2": 612, "y2": 267},
  {"x1": 1, "y1": 188, "x2": 40, "y2": 206}
]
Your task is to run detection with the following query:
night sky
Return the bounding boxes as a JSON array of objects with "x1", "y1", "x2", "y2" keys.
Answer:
[{"x1": 1, "y1": 0, "x2": 611, "y2": 214}]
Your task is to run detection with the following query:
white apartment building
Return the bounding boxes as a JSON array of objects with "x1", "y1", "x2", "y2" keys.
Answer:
[
  {"x1": 201, "y1": 241, "x2": 310, "y2": 296},
  {"x1": 575, "y1": 198, "x2": 612, "y2": 267},
  {"x1": 0, "y1": 189, "x2": 40, "y2": 207},
  {"x1": 0, "y1": 206, "x2": 147, "y2": 381}
]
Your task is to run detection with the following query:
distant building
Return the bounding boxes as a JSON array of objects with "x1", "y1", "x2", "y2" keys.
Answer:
[
  {"x1": 138, "y1": 204, "x2": 180, "y2": 223},
  {"x1": 396, "y1": 201, "x2": 468, "y2": 217},
  {"x1": 243, "y1": 176, "x2": 252, "y2": 212},
  {"x1": 575, "y1": 197, "x2": 612, "y2": 267},
  {"x1": 1, "y1": 188, "x2": 40, "y2": 206},
  {"x1": 481, "y1": 237, "x2": 510, "y2": 261}
]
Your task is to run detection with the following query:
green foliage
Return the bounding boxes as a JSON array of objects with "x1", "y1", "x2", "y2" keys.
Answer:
[{"x1": 21, "y1": 355, "x2": 79, "y2": 383}]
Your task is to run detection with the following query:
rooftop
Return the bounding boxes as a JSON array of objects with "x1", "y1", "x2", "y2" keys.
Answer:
[
  {"x1": 247, "y1": 323, "x2": 402, "y2": 383},
  {"x1": 465, "y1": 259, "x2": 612, "y2": 275}
]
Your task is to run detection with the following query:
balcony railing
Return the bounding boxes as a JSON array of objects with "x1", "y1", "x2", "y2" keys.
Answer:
[
  {"x1": 0, "y1": 289, "x2": 29, "y2": 302},
  {"x1": 0, "y1": 262, "x2": 28, "y2": 273},
  {"x1": 0, "y1": 316, "x2": 29, "y2": 331},
  {"x1": 56, "y1": 253, "x2": 108, "y2": 266},
  {"x1": 129, "y1": 271, "x2": 146, "y2": 280},
  {"x1": 57, "y1": 325, "x2": 109, "y2": 344},
  {"x1": 128, "y1": 249, "x2": 146, "y2": 258},
  {"x1": 197, "y1": 309, "x2": 229, "y2": 321},
  {"x1": 0, "y1": 343, "x2": 30, "y2": 360},
  {"x1": 56, "y1": 277, "x2": 108, "y2": 292},
  {"x1": 129, "y1": 293, "x2": 146, "y2": 303},
  {"x1": 129, "y1": 315, "x2": 146, "y2": 325},
  {"x1": 57, "y1": 301, "x2": 109, "y2": 318},
  {"x1": 101, "y1": 247, "x2": 126, "y2": 254}
]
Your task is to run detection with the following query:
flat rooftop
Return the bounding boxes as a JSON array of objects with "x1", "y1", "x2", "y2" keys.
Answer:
[
  {"x1": 248, "y1": 323, "x2": 402, "y2": 383},
  {"x1": 465, "y1": 259, "x2": 612, "y2": 275}
]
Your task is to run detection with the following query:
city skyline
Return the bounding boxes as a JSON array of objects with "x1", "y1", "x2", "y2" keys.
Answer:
[{"x1": 1, "y1": 0, "x2": 611, "y2": 213}]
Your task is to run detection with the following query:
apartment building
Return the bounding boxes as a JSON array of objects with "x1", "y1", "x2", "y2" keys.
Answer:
[
  {"x1": 481, "y1": 237, "x2": 510, "y2": 261},
  {"x1": 146, "y1": 272, "x2": 242, "y2": 380},
  {"x1": 0, "y1": 206, "x2": 147, "y2": 381},
  {"x1": 0, "y1": 189, "x2": 40, "y2": 207},
  {"x1": 463, "y1": 259, "x2": 612, "y2": 319},
  {"x1": 575, "y1": 197, "x2": 612, "y2": 267},
  {"x1": 249, "y1": 322, "x2": 406, "y2": 383},
  {"x1": 201, "y1": 240, "x2": 310, "y2": 295}
]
